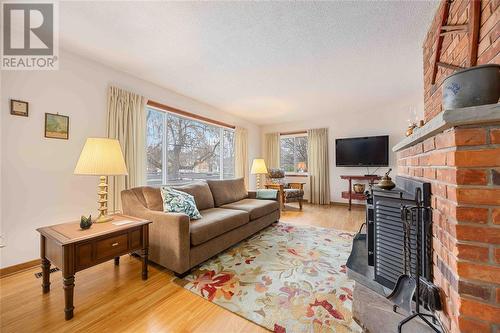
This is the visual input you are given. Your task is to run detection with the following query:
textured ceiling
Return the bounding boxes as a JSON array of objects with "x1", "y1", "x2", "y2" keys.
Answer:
[{"x1": 60, "y1": 1, "x2": 438, "y2": 125}]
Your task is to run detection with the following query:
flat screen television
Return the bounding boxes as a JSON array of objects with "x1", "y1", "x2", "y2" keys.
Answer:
[{"x1": 335, "y1": 135, "x2": 389, "y2": 167}]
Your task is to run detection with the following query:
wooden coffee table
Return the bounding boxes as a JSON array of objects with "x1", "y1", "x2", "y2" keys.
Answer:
[{"x1": 37, "y1": 214, "x2": 151, "y2": 320}]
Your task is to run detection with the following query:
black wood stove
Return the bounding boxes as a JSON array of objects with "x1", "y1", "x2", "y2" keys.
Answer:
[
  {"x1": 347, "y1": 176, "x2": 443, "y2": 332},
  {"x1": 370, "y1": 176, "x2": 432, "y2": 289}
]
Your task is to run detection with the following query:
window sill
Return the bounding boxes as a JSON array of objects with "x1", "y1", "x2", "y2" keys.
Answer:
[{"x1": 285, "y1": 172, "x2": 309, "y2": 177}]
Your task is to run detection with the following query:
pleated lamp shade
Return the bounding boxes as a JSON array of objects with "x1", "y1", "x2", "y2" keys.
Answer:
[
  {"x1": 74, "y1": 138, "x2": 128, "y2": 176},
  {"x1": 250, "y1": 158, "x2": 268, "y2": 174}
]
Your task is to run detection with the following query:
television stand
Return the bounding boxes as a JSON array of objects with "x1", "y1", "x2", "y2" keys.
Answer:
[{"x1": 340, "y1": 175, "x2": 381, "y2": 210}]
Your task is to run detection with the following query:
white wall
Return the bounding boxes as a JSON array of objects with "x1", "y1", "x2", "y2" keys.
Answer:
[
  {"x1": 0, "y1": 71, "x2": 3, "y2": 248},
  {"x1": 261, "y1": 97, "x2": 424, "y2": 204},
  {"x1": 0, "y1": 50, "x2": 261, "y2": 268}
]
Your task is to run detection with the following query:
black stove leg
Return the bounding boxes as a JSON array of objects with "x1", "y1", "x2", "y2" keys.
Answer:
[
  {"x1": 398, "y1": 313, "x2": 418, "y2": 332},
  {"x1": 398, "y1": 313, "x2": 441, "y2": 333},
  {"x1": 419, "y1": 314, "x2": 441, "y2": 333}
]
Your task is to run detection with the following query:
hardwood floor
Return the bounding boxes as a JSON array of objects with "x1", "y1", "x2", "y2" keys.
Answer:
[
  {"x1": 280, "y1": 203, "x2": 365, "y2": 232},
  {"x1": 0, "y1": 204, "x2": 365, "y2": 333}
]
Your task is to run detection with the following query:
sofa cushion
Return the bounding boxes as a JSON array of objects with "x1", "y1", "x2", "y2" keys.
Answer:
[
  {"x1": 221, "y1": 198, "x2": 279, "y2": 220},
  {"x1": 173, "y1": 181, "x2": 215, "y2": 211},
  {"x1": 206, "y1": 178, "x2": 247, "y2": 206},
  {"x1": 142, "y1": 187, "x2": 163, "y2": 211},
  {"x1": 256, "y1": 189, "x2": 278, "y2": 200},
  {"x1": 190, "y1": 208, "x2": 249, "y2": 246},
  {"x1": 161, "y1": 186, "x2": 202, "y2": 220}
]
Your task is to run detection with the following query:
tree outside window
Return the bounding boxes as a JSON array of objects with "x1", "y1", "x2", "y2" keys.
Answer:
[
  {"x1": 146, "y1": 108, "x2": 235, "y2": 186},
  {"x1": 280, "y1": 135, "x2": 308, "y2": 173}
]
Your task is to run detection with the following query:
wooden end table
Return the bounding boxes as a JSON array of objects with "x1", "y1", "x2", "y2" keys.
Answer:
[{"x1": 37, "y1": 214, "x2": 151, "y2": 320}]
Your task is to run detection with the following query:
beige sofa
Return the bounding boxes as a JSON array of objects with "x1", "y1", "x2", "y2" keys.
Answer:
[{"x1": 121, "y1": 178, "x2": 280, "y2": 277}]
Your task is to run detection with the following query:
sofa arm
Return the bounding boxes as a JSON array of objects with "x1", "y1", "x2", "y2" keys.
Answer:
[
  {"x1": 121, "y1": 189, "x2": 191, "y2": 274},
  {"x1": 128, "y1": 208, "x2": 191, "y2": 274},
  {"x1": 248, "y1": 190, "x2": 279, "y2": 201}
]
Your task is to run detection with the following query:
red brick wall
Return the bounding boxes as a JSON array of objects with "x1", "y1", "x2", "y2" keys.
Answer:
[
  {"x1": 396, "y1": 2, "x2": 500, "y2": 331},
  {"x1": 423, "y1": 0, "x2": 499, "y2": 122},
  {"x1": 397, "y1": 125, "x2": 500, "y2": 333}
]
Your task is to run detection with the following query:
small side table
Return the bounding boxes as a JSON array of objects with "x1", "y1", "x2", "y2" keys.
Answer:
[
  {"x1": 37, "y1": 214, "x2": 151, "y2": 320},
  {"x1": 340, "y1": 175, "x2": 381, "y2": 210}
]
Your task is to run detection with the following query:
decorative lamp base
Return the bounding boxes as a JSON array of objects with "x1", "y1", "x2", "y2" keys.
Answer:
[
  {"x1": 95, "y1": 214, "x2": 113, "y2": 223},
  {"x1": 95, "y1": 175, "x2": 112, "y2": 223}
]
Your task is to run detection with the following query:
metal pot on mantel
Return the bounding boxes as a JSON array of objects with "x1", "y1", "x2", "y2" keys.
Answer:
[{"x1": 442, "y1": 64, "x2": 500, "y2": 110}]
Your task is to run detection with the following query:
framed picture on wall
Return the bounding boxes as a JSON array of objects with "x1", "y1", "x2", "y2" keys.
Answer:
[
  {"x1": 10, "y1": 99, "x2": 29, "y2": 117},
  {"x1": 44, "y1": 113, "x2": 69, "y2": 140}
]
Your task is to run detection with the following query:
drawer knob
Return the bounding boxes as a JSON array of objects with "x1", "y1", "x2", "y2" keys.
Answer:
[{"x1": 111, "y1": 242, "x2": 119, "y2": 247}]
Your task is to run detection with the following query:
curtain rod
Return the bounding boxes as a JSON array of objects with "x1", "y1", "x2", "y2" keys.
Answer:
[
  {"x1": 280, "y1": 130, "x2": 308, "y2": 136},
  {"x1": 147, "y1": 100, "x2": 236, "y2": 129}
]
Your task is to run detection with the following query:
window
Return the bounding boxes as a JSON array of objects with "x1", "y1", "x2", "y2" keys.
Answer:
[
  {"x1": 146, "y1": 108, "x2": 164, "y2": 186},
  {"x1": 146, "y1": 107, "x2": 235, "y2": 186},
  {"x1": 280, "y1": 134, "x2": 308, "y2": 173}
]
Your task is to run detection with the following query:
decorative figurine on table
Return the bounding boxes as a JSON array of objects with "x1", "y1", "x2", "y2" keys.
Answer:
[
  {"x1": 80, "y1": 215, "x2": 93, "y2": 230},
  {"x1": 377, "y1": 169, "x2": 396, "y2": 190}
]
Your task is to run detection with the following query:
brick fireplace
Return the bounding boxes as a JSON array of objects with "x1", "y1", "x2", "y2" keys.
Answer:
[
  {"x1": 393, "y1": 1, "x2": 499, "y2": 332},
  {"x1": 396, "y1": 123, "x2": 499, "y2": 332}
]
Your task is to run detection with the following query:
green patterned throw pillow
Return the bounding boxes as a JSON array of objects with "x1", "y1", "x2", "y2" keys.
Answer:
[{"x1": 160, "y1": 186, "x2": 202, "y2": 220}]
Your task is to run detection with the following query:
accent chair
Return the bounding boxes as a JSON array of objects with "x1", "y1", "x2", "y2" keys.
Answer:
[{"x1": 265, "y1": 168, "x2": 305, "y2": 210}]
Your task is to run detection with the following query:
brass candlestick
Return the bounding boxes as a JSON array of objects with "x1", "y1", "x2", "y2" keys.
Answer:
[{"x1": 406, "y1": 123, "x2": 417, "y2": 137}]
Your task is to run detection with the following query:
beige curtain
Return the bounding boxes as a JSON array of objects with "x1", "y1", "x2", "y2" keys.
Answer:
[
  {"x1": 107, "y1": 86, "x2": 146, "y2": 213},
  {"x1": 264, "y1": 133, "x2": 280, "y2": 169},
  {"x1": 307, "y1": 128, "x2": 330, "y2": 205},
  {"x1": 234, "y1": 127, "x2": 249, "y2": 188}
]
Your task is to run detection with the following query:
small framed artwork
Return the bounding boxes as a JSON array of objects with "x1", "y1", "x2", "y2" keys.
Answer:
[
  {"x1": 10, "y1": 99, "x2": 29, "y2": 117},
  {"x1": 44, "y1": 113, "x2": 69, "y2": 140}
]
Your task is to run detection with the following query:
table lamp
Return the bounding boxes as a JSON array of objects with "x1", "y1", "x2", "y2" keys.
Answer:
[
  {"x1": 74, "y1": 138, "x2": 128, "y2": 223},
  {"x1": 297, "y1": 162, "x2": 307, "y2": 172},
  {"x1": 251, "y1": 158, "x2": 268, "y2": 189}
]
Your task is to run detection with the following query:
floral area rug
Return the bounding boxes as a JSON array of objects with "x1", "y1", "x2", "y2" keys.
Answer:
[{"x1": 176, "y1": 222, "x2": 363, "y2": 333}]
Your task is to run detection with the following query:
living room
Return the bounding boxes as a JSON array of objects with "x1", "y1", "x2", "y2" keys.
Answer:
[{"x1": 1, "y1": 1, "x2": 499, "y2": 333}]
